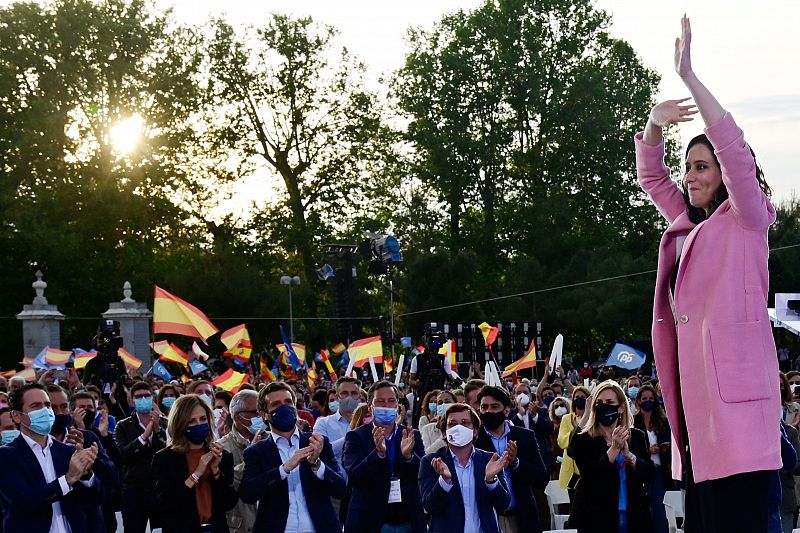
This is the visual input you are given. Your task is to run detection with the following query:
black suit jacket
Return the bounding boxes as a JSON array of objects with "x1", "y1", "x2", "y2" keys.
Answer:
[
  {"x1": 475, "y1": 423, "x2": 549, "y2": 533},
  {"x1": 240, "y1": 431, "x2": 345, "y2": 533},
  {"x1": 0, "y1": 435, "x2": 102, "y2": 533},
  {"x1": 510, "y1": 408, "x2": 553, "y2": 471},
  {"x1": 152, "y1": 447, "x2": 237, "y2": 533},
  {"x1": 568, "y1": 427, "x2": 655, "y2": 533},
  {"x1": 633, "y1": 413, "x2": 675, "y2": 490},
  {"x1": 342, "y1": 423, "x2": 426, "y2": 533},
  {"x1": 114, "y1": 414, "x2": 168, "y2": 490}
]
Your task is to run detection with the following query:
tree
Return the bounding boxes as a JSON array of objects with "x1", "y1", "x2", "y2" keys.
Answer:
[{"x1": 209, "y1": 14, "x2": 386, "y2": 302}]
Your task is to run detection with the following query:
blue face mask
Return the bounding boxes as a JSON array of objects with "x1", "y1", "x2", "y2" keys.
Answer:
[
  {"x1": 573, "y1": 397, "x2": 587, "y2": 410},
  {"x1": 162, "y1": 397, "x2": 176, "y2": 409},
  {"x1": 248, "y1": 416, "x2": 266, "y2": 434},
  {"x1": 428, "y1": 402, "x2": 437, "y2": 414},
  {"x1": 628, "y1": 387, "x2": 640, "y2": 399},
  {"x1": 543, "y1": 396, "x2": 555, "y2": 407},
  {"x1": 339, "y1": 396, "x2": 360, "y2": 413},
  {"x1": 640, "y1": 400, "x2": 656, "y2": 412},
  {"x1": 269, "y1": 404, "x2": 297, "y2": 432},
  {"x1": 1, "y1": 429, "x2": 20, "y2": 445},
  {"x1": 436, "y1": 403, "x2": 448, "y2": 417},
  {"x1": 134, "y1": 396, "x2": 153, "y2": 413},
  {"x1": 186, "y1": 423, "x2": 210, "y2": 445},
  {"x1": 373, "y1": 406, "x2": 398, "y2": 426},
  {"x1": 201, "y1": 394, "x2": 213, "y2": 406},
  {"x1": 328, "y1": 400, "x2": 340, "y2": 413},
  {"x1": 26, "y1": 407, "x2": 56, "y2": 436}
]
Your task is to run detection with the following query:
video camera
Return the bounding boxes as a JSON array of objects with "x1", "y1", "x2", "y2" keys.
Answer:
[{"x1": 95, "y1": 319, "x2": 124, "y2": 353}]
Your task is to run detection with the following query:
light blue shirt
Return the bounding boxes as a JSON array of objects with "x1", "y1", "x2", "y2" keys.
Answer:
[
  {"x1": 274, "y1": 430, "x2": 327, "y2": 533},
  {"x1": 485, "y1": 421, "x2": 517, "y2": 509},
  {"x1": 438, "y1": 447, "x2": 499, "y2": 533},
  {"x1": 312, "y1": 412, "x2": 350, "y2": 482}
]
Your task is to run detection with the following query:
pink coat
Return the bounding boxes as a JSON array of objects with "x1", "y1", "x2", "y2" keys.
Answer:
[{"x1": 635, "y1": 112, "x2": 781, "y2": 482}]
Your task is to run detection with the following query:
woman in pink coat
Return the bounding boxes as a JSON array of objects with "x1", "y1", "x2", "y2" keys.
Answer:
[{"x1": 634, "y1": 16, "x2": 780, "y2": 533}]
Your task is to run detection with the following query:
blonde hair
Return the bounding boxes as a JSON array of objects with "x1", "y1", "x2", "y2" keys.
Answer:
[
  {"x1": 548, "y1": 396, "x2": 572, "y2": 421},
  {"x1": 167, "y1": 394, "x2": 216, "y2": 453},
  {"x1": 579, "y1": 380, "x2": 633, "y2": 438},
  {"x1": 349, "y1": 404, "x2": 371, "y2": 430}
]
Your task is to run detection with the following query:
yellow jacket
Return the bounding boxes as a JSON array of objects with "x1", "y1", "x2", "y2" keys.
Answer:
[{"x1": 557, "y1": 412, "x2": 581, "y2": 488}]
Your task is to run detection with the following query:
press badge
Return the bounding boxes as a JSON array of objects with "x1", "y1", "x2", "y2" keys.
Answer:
[{"x1": 388, "y1": 477, "x2": 402, "y2": 503}]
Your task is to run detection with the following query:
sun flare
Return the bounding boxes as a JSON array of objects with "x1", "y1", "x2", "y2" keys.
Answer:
[{"x1": 109, "y1": 114, "x2": 144, "y2": 154}]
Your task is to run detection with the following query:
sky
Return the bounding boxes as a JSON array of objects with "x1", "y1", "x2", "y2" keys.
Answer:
[
  {"x1": 162, "y1": 0, "x2": 798, "y2": 207},
  {"x1": 5, "y1": 0, "x2": 797, "y2": 205}
]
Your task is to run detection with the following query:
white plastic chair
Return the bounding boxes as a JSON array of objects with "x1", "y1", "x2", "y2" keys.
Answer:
[
  {"x1": 542, "y1": 530, "x2": 578, "y2": 533},
  {"x1": 663, "y1": 490, "x2": 685, "y2": 533},
  {"x1": 544, "y1": 479, "x2": 571, "y2": 529}
]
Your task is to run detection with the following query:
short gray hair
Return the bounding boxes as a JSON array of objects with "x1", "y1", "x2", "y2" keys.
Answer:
[{"x1": 229, "y1": 389, "x2": 258, "y2": 416}]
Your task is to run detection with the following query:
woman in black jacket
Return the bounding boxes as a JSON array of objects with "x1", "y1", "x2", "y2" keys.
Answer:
[
  {"x1": 634, "y1": 383, "x2": 674, "y2": 533},
  {"x1": 153, "y1": 394, "x2": 237, "y2": 533},
  {"x1": 568, "y1": 380, "x2": 655, "y2": 533}
]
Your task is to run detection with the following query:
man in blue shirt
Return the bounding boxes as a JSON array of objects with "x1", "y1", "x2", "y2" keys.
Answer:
[
  {"x1": 240, "y1": 381, "x2": 345, "y2": 533},
  {"x1": 476, "y1": 385, "x2": 549, "y2": 533}
]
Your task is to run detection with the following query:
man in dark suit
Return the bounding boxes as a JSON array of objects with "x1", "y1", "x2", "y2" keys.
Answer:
[
  {"x1": 46, "y1": 384, "x2": 120, "y2": 533},
  {"x1": 419, "y1": 403, "x2": 510, "y2": 533},
  {"x1": 114, "y1": 380, "x2": 168, "y2": 533},
  {"x1": 476, "y1": 385, "x2": 549, "y2": 533},
  {"x1": 342, "y1": 380, "x2": 426, "y2": 533},
  {"x1": 240, "y1": 381, "x2": 345, "y2": 533},
  {"x1": 0, "y1": 383, "x2": 101, "y2": 533}
]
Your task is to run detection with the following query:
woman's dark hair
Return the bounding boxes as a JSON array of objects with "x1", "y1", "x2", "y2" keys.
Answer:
[
  {"x1": 779, "y1": 372, "x2": 793, "y2": 404},
  {"x1": 312, "y1": 389, "x2": 331, "y2": 416},
  {"x1": 683, "y1": 134, "x2": 771, "y2": 224},
  {"x1": 637, "y1": 384, "x2": 667, "y2": 434}
]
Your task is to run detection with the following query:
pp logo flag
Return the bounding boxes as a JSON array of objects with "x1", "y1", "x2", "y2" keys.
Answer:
[{"x1": 606, "y1": 343, "x2": 646, "y2": 370}]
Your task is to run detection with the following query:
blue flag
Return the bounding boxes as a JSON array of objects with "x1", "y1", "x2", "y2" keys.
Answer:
[
  {"x1": 400, "y1": 337, "x2": 412, "y2": 348},
  {"x1": 606, "y1": 343, "x2": 646, "y2": 370},
  {"x1": 189, "y1": 359, "x2": 208, "y2": 376},
  {"x1": 279, "y1": 325, "x2": 303, "y2": 370},
  {"x1": 151, "y1": 360, "x2": 173, "y2": 381},
  {"x1": 33, "y1": 347, "x2": 51, "y2": 370},
  {"x1": 338, "y1": 350, "x2": 350, "y2": 368}
]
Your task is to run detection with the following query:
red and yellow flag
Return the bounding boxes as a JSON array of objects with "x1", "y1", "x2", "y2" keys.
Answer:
[
  {"x1": 318, "y1": 349, "x2": 336, "y2": 379},
  {"x1": 502, "y1": 339, "x2": 538, "y2": 377},
  {"x1": 330, "y1": 343, "x2": 346, "y2": 356},
  {"x1": 349, "y1": 335, "x2": 383, "y2": 368},
  {"x1": 478, "y1": 322, "x2": 499, "y2": 347},
  {"x1": 73, "y1": 349, "x2": 98, "y2": 370},
  {"x1": 153, "y1": 286, "x2": 219, "y2": 341},
  {"x1": 259, "y1": 358, "x2": 277, "y2": 381},
  {"x1": 438, "y1": 339, "x2": 457, "y2": 370},
  {"x1": 119, "y1": 348, "x2": 143, "y2": 370},
  {"x1": 212, "y1": 369, "x2": 249, "y2": 392},
  {"x1": 150, "y1": 340, "x2": 190, "y2": 368},
  {"x1": 44, "y1": 348, "x2": 72, "y2": 366},
  {"x1": 221, "y1": 324, "x2": 252, "y2": 350},
  {"x1": 307, "y1": 362, "x2": 319, "y2": 388},
  {"x1": 1, "y1": 369, "x2": 17, "y2": 378},
  {"x1": 17, "y1": 367, "x2": 36, "y2": 381},
  {"x1": 384, "y1": 356, "x2": 394, "y2": 373},
  {"x1": 277, "y1": 343, "x2": 306, "y2": 365}
]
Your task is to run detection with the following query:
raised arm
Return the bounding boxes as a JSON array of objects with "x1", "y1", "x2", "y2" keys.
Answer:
[{"x1": 675, "y1": 16, "x2": 725, "y2": 128}]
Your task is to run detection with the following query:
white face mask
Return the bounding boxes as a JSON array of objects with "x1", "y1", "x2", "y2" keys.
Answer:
[
  {"x1": 554, "y1": 406, "x2": 568, "y2": 418},
  {"x1": 516, "y1": 393, "x2": 531, "y2": 406},
  {"x1": 445, "y1": 424, "x2": 474, "y2": 447}
]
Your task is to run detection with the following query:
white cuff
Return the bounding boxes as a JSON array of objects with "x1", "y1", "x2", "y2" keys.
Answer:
[
  {"x1": 313, "y1": 462, "x2": 326, "y2": 480},
  {"x1": 438, "y1": 475, "x2": 453, "y2": 492},
  {"x1": 138, "y1": 435, "x2": 148, "y2": 446},
  {"x1": 80, "y1": 473, "x2": 96, "y2": 487},
  {"x1": 280, "y1": 464, "x2": 290, "y2": 480},
  {"x1": 58, "y1": 475, "x2": 72, "y2": 495},
  {"x1": 486, "y1": 478, "x2": 500, "y2": 490}
]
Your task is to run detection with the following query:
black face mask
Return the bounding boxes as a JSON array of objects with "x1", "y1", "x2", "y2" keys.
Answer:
[
  {"x1": 52, "y1": 414, "x2": 73, "y2": 435},
  {"x1": 595, "y1": 403, "x2": 621, "y2": 427},
  {"x1": 480, "y1": 411, "x2": 507, "y2": 432},
  {"x1": 83, "y1": 411, "x2": 97, "y2": 429}
]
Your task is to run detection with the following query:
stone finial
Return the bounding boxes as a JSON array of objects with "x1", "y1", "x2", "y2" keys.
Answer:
[
  {"x1": 32, "y1": 270, "x2": 48, "y2": 305},
  {"x1": 121, "y1": 281, "x2": 135, "y2": 303}
]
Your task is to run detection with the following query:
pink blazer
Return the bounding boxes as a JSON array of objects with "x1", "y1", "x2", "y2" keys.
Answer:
[{"x1": 634, "y1": 112, "x2": 781, "y2": 482}]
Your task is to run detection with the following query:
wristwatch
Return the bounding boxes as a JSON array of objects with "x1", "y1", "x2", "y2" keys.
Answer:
[
  {"x1": 311, "y1": 458, "x2": 322, "y2": 470},
  {"x1": 485, "y1": 474, "x2": 498, "y2": 484}
]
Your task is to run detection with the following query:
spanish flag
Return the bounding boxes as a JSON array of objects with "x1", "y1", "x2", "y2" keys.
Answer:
[
  {"x1": 277, "y1": 343, "x2": 307, "y2": 365},
  {"x1": 220, "y1": 324, "x2": 252, "y2": 350},
  {"x1": 119, "y1": 348, "x2": 143, "y2": 370},
  {"x1": 349, "y1": 335, "x2": 383, "y2": 368},
  {"x1": 384, "y1": 356, "x2": 394, "y2": 374},
  {"x1": 502, "y1": 339, "x2": 537, "y2": 377},
  {"x1": 307, "y1": 362, "x2": 319, "y2": 388},
  {"x1": 150, "y1": 340, "x2": 190, "y2": 368},
  {"x1": 212, "y1": 368, "x2": 249, "y2": 392},
  {"x1": 16, "y1": 367, "x2": 36, "y2": 381},
  {"x1": 478, "y1": 322, "x2": 499, "y2": 348},
  {"x1": 153, "y1": 286, "x2": 219, "y2": 341},
  {"x1": 317, "y1": 349, "x2": 337, "y2": 379},
  {"x1": 330, "y1": 343, "x2": 346, "y2": 356},
  {"x1": 73, "y1": 349, "x2": 97, "y2": 370},
  {"x1": 44, "y1": 348, "x2": 72, "y2": 367},
  {"x1": 259, "y1": 358, "x2": 277, "y2": 381},
  {"x1": 438, "y1": 339, "x2": 457, "y2": 370}
]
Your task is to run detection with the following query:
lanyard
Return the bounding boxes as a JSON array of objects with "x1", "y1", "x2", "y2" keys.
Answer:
[
  {"x1": 386, "y1": 429, "x2": 397, "y2": 476},
  {"x1": 615, "y1": 453, "x2": 629, "y2": 533}
]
